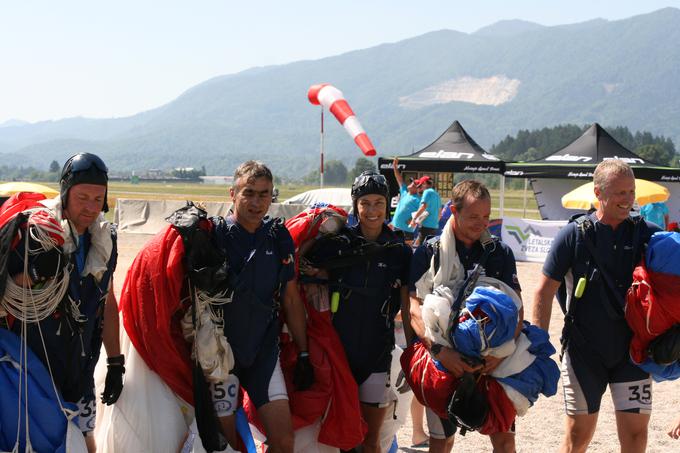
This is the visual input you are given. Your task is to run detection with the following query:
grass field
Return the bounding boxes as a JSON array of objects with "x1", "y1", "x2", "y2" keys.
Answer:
[{"x1": 2, "y1": 180, "x2": 542, "y2": 220}]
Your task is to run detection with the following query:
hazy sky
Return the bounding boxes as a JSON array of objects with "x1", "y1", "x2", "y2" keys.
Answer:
[{"x1": 1, "y1": 0, "x2": 679, "y2": 124}]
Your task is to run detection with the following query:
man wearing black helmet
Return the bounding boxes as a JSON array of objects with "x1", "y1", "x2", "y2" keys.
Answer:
[
  {"x1": 301, "y1": 170, "x2": 414, "y2": 453},
  {"x1": 5, "y1": 152, "x2": 122, "y2": 452}
]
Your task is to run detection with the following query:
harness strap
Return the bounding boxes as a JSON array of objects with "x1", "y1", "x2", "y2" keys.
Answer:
[
  {"x1": 444, "y1": 231, "x2": 497, "y2": 349},
  {"x1": 577, "y1": 217, "x2": 642, "y2": 319},
  {"x1": 560, "y1": 215, "x2": 644, "y2": 359}
]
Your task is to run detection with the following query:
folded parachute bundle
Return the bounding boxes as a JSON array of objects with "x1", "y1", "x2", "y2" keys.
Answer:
[
  {"x1": 451, "y1": 286, "x2": 518, "y2": 359},
  {"x1": 626, "y1": 231, "x2": 680, "y2": 381},
  {"x1": 400, "y1": 341, "x2": 516, "y2": 434},
  {"x1": 284, "y1": 202, "x2": 347, "y2": 278},
  {"x1": 1, "y1": 192, "x2": 69, "y2": 312},
  {"x1": 121, "y1": 203, "x2": 255, "y2": 452},
  {"x1": 401, "y1": 283, "x2": 560, "y2": 434},
  {"x1": 243, "y1": 203, "x2": 366, "y2": 450}
]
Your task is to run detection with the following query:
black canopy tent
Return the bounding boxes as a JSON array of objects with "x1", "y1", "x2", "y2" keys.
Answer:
[
  {"x1": 378, "y1": 121, "x2": 506, "y2": 212},
  {"x1": 505, "y1": 123, "x2": 680, "y2": 181},
  {"x1": 504, "y1": 123, "x2": 680, "y2": 219}
]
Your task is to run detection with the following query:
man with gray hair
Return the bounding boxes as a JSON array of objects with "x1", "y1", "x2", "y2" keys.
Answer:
[{"x1": 532, "y1": 159, "x2": 661, "y2": 453}]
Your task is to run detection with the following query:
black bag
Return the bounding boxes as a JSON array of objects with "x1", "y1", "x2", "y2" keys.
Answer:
[
  {"x1": 648, "y1": 324, "x2": 680, "y2": 365},
  {"x1": 166, "y1": 202, "x2": 230, "y2": 295},
  {"x1": 447, "y1": 373, "x2": 488, "y2": 435}
]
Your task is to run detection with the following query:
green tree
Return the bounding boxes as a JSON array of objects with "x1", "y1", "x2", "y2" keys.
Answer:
[
  {"x1": 634, "y1": 144, "x2": 674, "y2": 166},
  {"x1": 671, "y1": 154, "x2": 680, "y2": 168},
  {"x1": 324, "y1": 160, "x2": 348, "y2": 185},
  {"x1": 49, "y1": 160, "x2": 60, "y2": 173},
  {"x1": 348, "y1": 157, "x2": 377, "y2": 182},
  {"x1": 303, "y1": 159, "x2": 348, "y2": 185}
]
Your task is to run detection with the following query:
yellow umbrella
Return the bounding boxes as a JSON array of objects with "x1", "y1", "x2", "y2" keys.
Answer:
[
  {"x1": 0, "y1": 182, "x2": 59, "y2": 198},
  {"x1": 561, "y1": 178, "x2": 670, "y2": 210}
]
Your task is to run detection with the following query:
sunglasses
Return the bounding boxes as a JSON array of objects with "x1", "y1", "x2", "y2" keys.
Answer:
[
  {"x1": 68, "y1": 153, "x2": 108, "y2": 173},
  {"x1": 354, "y1": 173, "x2": 387, "y2": 186}
]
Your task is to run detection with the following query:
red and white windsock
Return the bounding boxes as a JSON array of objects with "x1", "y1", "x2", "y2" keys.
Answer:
[{"x1": 307, "y1": 83, "x2": 376, "y2": 156}]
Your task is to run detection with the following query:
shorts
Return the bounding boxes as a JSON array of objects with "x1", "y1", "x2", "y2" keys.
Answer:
[
  {"x1": 561, "y1": 348, "x2": 652, "y2": 415},
  {"x1": 417, "y1": 227, "x2": 438, "y2": 245},
  {"x1": 225, "y1": 353, "x2": 288, "y2": 414},
  {"x1": 425, "y1": 407, "x2": 457, "y2": 440},
  {"x1": 77, "y1": 395, "x2": 97, "y2": 433},
  {"x1": 425, "y1": 407, "x2": 516, "y2": 439},
  {"x1": 210, "y1": 374, "x2": 240, "y2": 417},
  {"x1": 359, "y1": 372, "x2": 395, "y2": 408},
  {"x1": 395, "y1": 229, "x2": 415, "y2": 242}
]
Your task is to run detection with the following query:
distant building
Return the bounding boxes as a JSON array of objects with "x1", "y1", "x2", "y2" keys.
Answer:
[
  {"x1": 200, "y1": 175, "x2": 234, "y2": 185},
  {"x1": 146, "y1": 168, "x2": 165, "y2": 178}
]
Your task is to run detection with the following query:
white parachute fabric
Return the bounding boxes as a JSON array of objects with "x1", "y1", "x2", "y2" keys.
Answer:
[
  {"x1": 181, "y1": 296, "x2": 235, "y2": 382},
  {"x1": 421, "y1": 275, "x2": 522, "y2": 350},
  {"x1": 94, "y1": 326, "x2": 190, "y2": 452},
  {"x1": 379, "y1": 346, "x2": 412, "y2": 453},
  {"x1": 65, "y1": 410, "x2": 88, "y2": 453}
]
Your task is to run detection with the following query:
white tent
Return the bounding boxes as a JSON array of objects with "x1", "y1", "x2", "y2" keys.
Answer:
[{"x1": 283, "y1": 188, "x2": 352, "y2": 210}]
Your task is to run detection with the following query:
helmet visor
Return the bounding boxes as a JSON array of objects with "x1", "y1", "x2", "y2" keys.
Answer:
[
  {"x1": 69, "y1": 153, "x2": 108, "y2": 174},
  {"x1": 353, "y1": 173, "x2": 386, "y2": 188}
]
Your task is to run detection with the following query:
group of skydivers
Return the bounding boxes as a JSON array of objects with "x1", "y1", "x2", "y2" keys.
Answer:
[{"x1": 1, "y1": 152, "x2": 679, "y2": 453}]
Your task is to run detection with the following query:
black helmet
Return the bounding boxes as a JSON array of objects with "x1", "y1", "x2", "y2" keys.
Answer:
[
  {"x1": 351, "y1": 171, "x2": 389, "y2": 219},
  {"x1": 351, "y1": 171, "x2": 388, "y2": 201},
  {"x1": 60, "y1": 152, "x2": 109, "y2": 213}
]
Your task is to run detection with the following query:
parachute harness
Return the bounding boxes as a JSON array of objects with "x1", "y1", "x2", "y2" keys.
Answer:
[
  {"x1": 2, "y1": 207, "x2": 76, "y2": 453},
  {"x1": 2, "y1": 208, "x2": 71, "y2": 323}
]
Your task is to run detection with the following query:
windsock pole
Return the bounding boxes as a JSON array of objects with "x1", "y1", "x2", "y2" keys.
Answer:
[{"x1": 320, "y1": 107, "x2": 325, "y2": 188}]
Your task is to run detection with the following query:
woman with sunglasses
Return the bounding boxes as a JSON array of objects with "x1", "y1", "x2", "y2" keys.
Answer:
[{"x1": 301, "y1": 171, "x2": 414, "y2": 453}]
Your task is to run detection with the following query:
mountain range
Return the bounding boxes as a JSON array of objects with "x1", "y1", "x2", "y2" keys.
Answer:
[{"x1": 2, "y1": 8, "x2": 680, "y2": 178}]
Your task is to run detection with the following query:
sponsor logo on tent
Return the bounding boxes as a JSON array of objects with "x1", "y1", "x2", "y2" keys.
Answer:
[
  {"x1": 463, "y1": 165, "x2": 503, "y2": 172},
  {"x1": 567, "y1": 171, "x2": 594, "y2": 178},
  {"x1": 418, "y1": 150, "x2": 474, "y2": 159},
  {"x1": 505, "y1": 170, "x2": 525, "y2": 176},
  {"x1": 545, "y1": 154, "x2": 592, "y2": 162},
  {"x1": 602, "y1": 156, "x2": 645, "y2": 164},
  {"x1": 379, "y1": 163, "x2": 406, "y2": 170}
]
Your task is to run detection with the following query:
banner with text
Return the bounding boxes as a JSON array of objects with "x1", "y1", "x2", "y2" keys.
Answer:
[{"x1": 501, "y1": 217, "x2": 567, "y2": 263}]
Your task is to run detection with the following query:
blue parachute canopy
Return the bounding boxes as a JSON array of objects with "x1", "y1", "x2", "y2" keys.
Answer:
[
  {"x1": 0, "y1": 329, "x2": 74, "y2": 452},
  {"x1": 497, "y1": 323, "x2": 560, "y2": 404},
  {"x1": 645, "y1": 232, "x2": 680, "y2": 276},
  {"x1": 451, "y1": 286, "x2": 518, "y2": 358}
]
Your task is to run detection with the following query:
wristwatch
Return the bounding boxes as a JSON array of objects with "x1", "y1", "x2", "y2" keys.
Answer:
[{"x1": 430, "y1": 343, "x2": 443, "y2": 357}]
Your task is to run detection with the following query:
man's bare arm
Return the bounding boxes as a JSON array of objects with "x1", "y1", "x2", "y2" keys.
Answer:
[
  {"x1": 392, "y1": 157, "x2": 404, "y2": 187},
  {"x1": 282, "y1": 280, "x2": 308, "y2": 352},
  {"x1": 103, "y1": 281, "x2": 121, "y2": 357},
  {"x1": 409, "y1": 292, "x2": 428, "y2": 347},
  {"x1": 531, "y1": 274, "x2": 561, "y2": 331},
  {"x1": 409, "y1": 204, "x2": 427, "y2": 228},
  {"x1": 400, "y1": 286, "x2": 415, "y2": 344}
]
